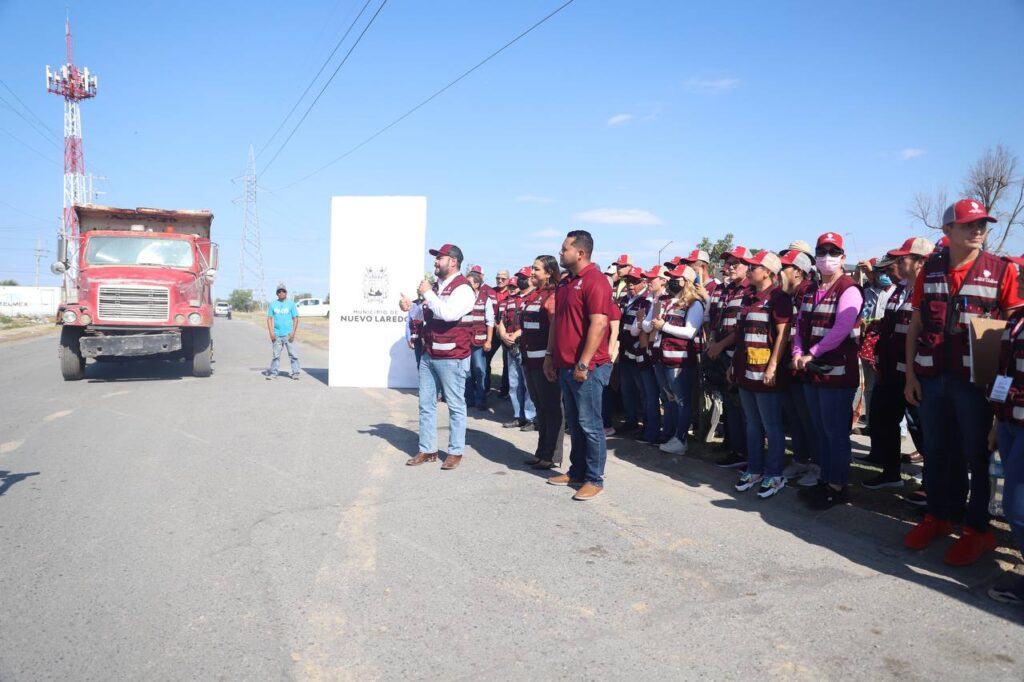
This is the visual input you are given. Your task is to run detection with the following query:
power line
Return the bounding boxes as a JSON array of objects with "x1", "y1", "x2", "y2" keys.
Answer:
[
  {"x1": 0, "y1": 198, "x2": 56, "y2": 225},
  {"x1": 261, "y1": 0, "x2": 390, "y2": 174},
  {"x1": 0, "y1": 124, "x2": 61, "y2": 166},
  {"x1": 0, "y1": 79, "x2": 60, "y2": 140},
  {"x1": 276, "y1": 0, "x2": 577, "y2": 190},
  {"x1": 0, "y1": 91, "x2": 61, "y2": 148},
  {"x1": 257, "y1": 0, "x2": 375, "y2": 158}
]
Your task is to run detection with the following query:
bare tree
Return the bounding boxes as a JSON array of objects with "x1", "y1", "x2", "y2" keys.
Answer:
[
  {"x1": 909, "y1": 189, "x2": 947, "y2": 232},
  {"x1": 963, "y1": 145, "x2": 1024, "y2": 254}
]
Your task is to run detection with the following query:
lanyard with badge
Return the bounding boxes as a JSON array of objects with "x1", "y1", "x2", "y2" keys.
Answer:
[{"x1": 991, "y1": 316, "x2": 1024, "y2": 402}]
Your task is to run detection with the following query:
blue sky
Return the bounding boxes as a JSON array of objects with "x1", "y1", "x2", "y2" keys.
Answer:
[{"x1": 2, "y1": 0, "x2": 1023, "y2": 297}]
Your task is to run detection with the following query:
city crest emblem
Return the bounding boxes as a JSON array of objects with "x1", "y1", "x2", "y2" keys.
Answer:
[{"x1": 363, "y1": 266, "x2": 389, "y2": 304}]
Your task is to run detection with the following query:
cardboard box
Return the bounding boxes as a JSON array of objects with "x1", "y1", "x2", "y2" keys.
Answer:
[{"x1": 969, "y1": 317, "x2": 1008, "y2": 386}]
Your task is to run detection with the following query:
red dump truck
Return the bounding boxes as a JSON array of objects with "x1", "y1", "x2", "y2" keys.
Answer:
[{"x1": 52, "y1": 204, "x2": 218, "y2": 380}]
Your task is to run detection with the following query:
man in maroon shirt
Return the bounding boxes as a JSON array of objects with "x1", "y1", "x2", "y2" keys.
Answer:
[{"x1": 543, "y1": 230, "x2": 613, "y2": 500}]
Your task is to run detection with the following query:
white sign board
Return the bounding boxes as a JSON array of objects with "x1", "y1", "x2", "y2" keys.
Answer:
[
  {"x1": 0, "y1": 286, "x2": 60, "y2": 317},
  {"x1": 329, "y1": 196, "x2": 426, "y2": 388}
]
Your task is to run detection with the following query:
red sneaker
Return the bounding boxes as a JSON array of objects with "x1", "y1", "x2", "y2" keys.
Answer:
[
  {"x1": 943, "y1": 526, "x2": 997, "y2": 566},
  {"x1": 904, "y1": 514, "x2": 953, "y2": 550}
]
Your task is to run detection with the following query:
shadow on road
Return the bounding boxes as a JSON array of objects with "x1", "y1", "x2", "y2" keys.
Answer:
[
  {"x1": 303, "y1": 368, "x2": 329, "y2": 386},
  {"x1": 608, "y1": 434, "x2": 1024, "y2": 626},
  {"x1": 0, "y1": 470, "x2": 40, "y2": 497},
  {"x1": 84, "y1": 358, "x2": 201, "y2": 382}
]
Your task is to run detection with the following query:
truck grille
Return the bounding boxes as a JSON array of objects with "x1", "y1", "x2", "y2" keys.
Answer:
[{"x1": 97, "y1": 285, "x2": 170, "y2": 322}]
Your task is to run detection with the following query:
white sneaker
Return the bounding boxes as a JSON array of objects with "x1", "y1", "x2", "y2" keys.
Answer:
[
  {"x1": 757, "y1": 476, "x2": 786, "y2": 499},
  {"x1": 797, "y1": 464, "x2": 821, "y2": 487},
  {"x1": 659, "y1": 437, "x2": 686, "y2": 455},
  {"x1": 782, "y1": 460, "x2": 809, "y2": 479},
  {"x1": 735, "y1": 471, "x2": 763, "y2": 492}
]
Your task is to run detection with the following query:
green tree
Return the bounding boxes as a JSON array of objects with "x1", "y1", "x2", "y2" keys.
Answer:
[
  {"x1": 696, "y1": 233, "x2": 735, "y2": 267},
  {"x1": 0, "y1": 279, "x2": 18, "y2": 286},
  {"x1": 228, "y1": 288, "x2": 255, "y2": 312}
]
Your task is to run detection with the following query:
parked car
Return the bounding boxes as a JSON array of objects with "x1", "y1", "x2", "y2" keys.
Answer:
[
  {"x1": 296, "y1": 297, "x2": 329, "y2": 318},
  {"x1": 214, "y1": 302, "x2": 232, "y2": 319}
]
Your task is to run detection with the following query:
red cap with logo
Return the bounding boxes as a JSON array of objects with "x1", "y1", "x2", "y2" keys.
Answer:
[
  {"x1": 470, "y1": 265, "x2": 483, "y2": 274},
  {"x1": 665, "y1": 264, "x2": 697, "y2": 281},
  {"x1": 517, "y1": 266, "x2": 532, "y2": 278},
  {"x1": 623, "y1": 266, "x2": 645, "y2": 281},
  {"x1": 663, "y1": 255, "x2": 683, "y2": 268},
  {"x1": 682, "y1": 249, "x2": 711, "y2": 264},
  {"x1": 944, "y1": 199, "x2": 997, "y2": 225},
  {"x1": 643, "y1": 264, "x2": 669, "y2": 279},
  {"x1": 935, "y1": 236, "x2": 950, "y2": 250},
  {"x1": 722, "y1": 246, "x2": 752, "y2": 261},
  {"x1": 816, "y1": 232, "x2": 844, "y2": 250},
  {"x1": 614, "y1": 254, "x2": 633, "y2": 267},
  {"x1": 429, "y1": 243, "x2": 463, "y2": 259},
  {"x1": 740, "y1": 250, "x2": 782, "y2": 275},
  {"x1": 779, "y1": 250, "x2": 813, "y2": 274}
]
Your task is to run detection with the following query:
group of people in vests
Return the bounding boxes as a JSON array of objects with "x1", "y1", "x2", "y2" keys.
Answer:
[{"x1": 401, "y1": 201, "x2": 1024, "y2": 607}]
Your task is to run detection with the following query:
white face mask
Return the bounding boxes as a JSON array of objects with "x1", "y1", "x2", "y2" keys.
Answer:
[{"x1": 815, "y1": 255, "x2": 842, "y2": 274}]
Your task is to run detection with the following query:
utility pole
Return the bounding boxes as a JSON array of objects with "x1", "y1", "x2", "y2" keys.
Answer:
[
  {"x1": 234, "y1": 145, "x2": 267, "y2": 309},
  {"x1": 657, "y1": 240, "x2": 674, "y2": 264},
  {"x1": 46, "y1": 12, "x2": 97, "y2": 298},
  {"x1": 34, "y1": 236, "x2": 50, "y2": 287}
]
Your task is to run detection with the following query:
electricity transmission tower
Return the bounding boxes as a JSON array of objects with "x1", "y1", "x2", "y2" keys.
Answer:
[{"x1": 235, "y1": 145, "x2": 266, "y2": 308}]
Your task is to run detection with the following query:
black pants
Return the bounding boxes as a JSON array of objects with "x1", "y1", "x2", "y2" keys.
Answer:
[
  {"x1": 485, "y1": 344, "x2": 509, "y2": 393},
  {"x1": 868, "y1": 374, "x2": 923, "y2": 477},
  {"x1": 525, "y1": 366, "x2": 564, "y2": 465}
]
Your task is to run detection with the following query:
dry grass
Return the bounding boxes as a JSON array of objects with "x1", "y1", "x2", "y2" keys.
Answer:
[
  {"x1": 0, "y1": 315, "x2": 57, "y2": 343},
  {"x1": 233, "y1": 310, "x2": 329, "y2": 350}
]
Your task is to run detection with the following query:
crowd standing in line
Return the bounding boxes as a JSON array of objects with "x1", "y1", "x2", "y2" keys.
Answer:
[{"x1": 400, "y1": 199, "x2": 1024, "y2": 607}]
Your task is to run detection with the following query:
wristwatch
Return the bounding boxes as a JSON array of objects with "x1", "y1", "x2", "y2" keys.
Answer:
[{"x1": 576, "y1": 361, "x2": 589, "y2": 372}]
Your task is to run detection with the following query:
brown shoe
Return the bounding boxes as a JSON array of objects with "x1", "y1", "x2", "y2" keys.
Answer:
[
  {"x1": 440, "y1": 454, "x2": 462, "y2": 470},
  {"x1": 406, "y1": 452, "x2": 437, "y2": 466},
  {"x1": 547, "y1": 473, "x2": 581, "y2": 486},
  {"x1": 572, "y1": 483, "x2": 604, "y2": 500}
]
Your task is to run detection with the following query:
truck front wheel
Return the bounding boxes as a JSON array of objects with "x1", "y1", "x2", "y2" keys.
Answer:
[
  {"x1": 191, "y1": 328, "x2": 213, "y2": 377},
  {"x1": 60, "y1": 326, "x2": 86, "y2": 381}
]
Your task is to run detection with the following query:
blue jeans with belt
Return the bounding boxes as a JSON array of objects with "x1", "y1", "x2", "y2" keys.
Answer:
[
  {"x1": 418, "y1": 354, "x2": 470, "y2": 455},
  {"x1": 560, "y1": 364, "x2": 612, "y2": 485}
]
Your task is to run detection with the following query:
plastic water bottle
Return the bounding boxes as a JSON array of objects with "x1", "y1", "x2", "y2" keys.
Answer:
[{"x1": 989, "y1": 450, "x2": 1005, "y2": 519}]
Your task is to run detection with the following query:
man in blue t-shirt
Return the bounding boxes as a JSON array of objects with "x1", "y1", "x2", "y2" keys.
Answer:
[{"x1": 266, "y1": 284, "x2": 300, "y2": 379}]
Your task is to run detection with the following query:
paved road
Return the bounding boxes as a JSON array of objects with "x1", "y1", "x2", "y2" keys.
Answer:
[{"x1": 1, "y1": 320, "x2": 1022, "y2": 680}]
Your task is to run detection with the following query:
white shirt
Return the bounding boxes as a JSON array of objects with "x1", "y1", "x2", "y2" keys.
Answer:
[{"x1": 419, "y1": 272, "x2": 476, "y2": 322}]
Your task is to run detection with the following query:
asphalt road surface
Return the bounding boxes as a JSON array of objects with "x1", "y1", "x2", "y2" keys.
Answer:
[{"x1": 1, "y1": 320, "x2": 1022, "y2": 680}]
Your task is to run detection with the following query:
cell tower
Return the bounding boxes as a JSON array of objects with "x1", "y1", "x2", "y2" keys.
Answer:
[
  {"x1": 235, "y1": 145, "x2": 267, "y2": 308},
  {"x1": 46, "y1": 13, "x2": 97, "y2": 288}
]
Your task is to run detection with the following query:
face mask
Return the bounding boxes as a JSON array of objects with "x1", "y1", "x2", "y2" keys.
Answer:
[
  {"x1": 667, "y1": 279, "x2": 682, "y2": 295},
  {"x1": 878, "y1": 274, "x2": 892, "y2": 287},
  {"x1": 516, "y1": 275, "x2": 530, "y2": 290},
  {"x1": 815, "y1": 256, "x2": 842, "y2": 274}
]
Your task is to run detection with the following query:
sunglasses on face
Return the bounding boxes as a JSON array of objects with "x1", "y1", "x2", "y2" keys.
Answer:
[{"x1": 815, "y1": 247, "x2": 843, "y2": 257}]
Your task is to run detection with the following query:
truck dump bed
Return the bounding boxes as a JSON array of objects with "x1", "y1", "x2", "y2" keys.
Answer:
[{"x1": 75, "y1": 204, "x2": 213, "y2": 238}]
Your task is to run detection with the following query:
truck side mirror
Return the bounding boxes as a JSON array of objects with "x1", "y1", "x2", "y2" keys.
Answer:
[
  {"x1": 51, "y1": 236, "x2": 68, "y2": 274},
  {"x1": 210, "y1": 243, "x2": 219, "y2": 270}
]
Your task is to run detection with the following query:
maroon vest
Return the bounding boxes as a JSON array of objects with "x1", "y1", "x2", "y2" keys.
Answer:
[
  {"x1": 409, "y1": 316, "x2": 423, "y2": 343},
  {"x1": 469, "y1": 287, "x2": 493, "y2": 347},
  {"x1": 620, "y1": 292, "x2": 652, "y2": 365},
  {"x1": 994, "y1": 311, "x2": 1024, "y2": 426},
  {"x1": 874, "y1": 282, "x2": 913, "y2": 378},
  {"x1": 520, "y1": 287, "x2": 554, "y2": 368},
  {"x1": 421, "y1": 275, "x2": 473, "y2": 360},
  {"x1": 797, "y1": 275, "x2": 861, "y2": 388},
  {"x1": 498, "y1": 294, "x2": 522, "y2": 333},
  {"x1": 913, "y1": 249, "x2": 1007, "y2": 380},
  {"x1": 735, "y1": 286, "x2": 790, "y2": 392},
  {"x1": 652, "y1": 298, "x2": 701, "y2": 368}
]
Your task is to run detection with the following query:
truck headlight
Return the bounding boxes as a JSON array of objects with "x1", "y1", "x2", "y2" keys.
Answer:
[
  {"x1": 80, "y1": 314, "x2": 92, "y2": 326},
  {"x1": 188, "y1": 313, "x2": 202, "y2": 325},
  {"x1": 175, "y1": 314, "x2": 186, "y2": 324},
  {"x1": 62, "y1": 310, "x2": 77, "y2": 323}
]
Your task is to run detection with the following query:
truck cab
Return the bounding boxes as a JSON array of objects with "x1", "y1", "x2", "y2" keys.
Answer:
[
  {"x1": 295, "y1": 297, "x2": 329, "y2": 318},
  {"x1": 52, "y1": 204, "x2": 218, "y2": 380}
]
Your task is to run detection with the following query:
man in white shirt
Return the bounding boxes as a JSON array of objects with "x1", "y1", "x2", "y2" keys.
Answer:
[{"x1": 400, "y1": 244, "x2": 476, "y2": 469}]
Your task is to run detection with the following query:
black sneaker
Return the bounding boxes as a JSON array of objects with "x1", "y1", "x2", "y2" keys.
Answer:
[
  {"x1": 503, "y1": 419, "x2": 526, "y2": 428},
  {"x1": 805, "y1": 485, "x2": 851, "y2": 510},
  {"x1": 715, "y1": 452, "x2": 747, "y2": 468},
  {"x1": 797, "y1": 480, "x2": 826, "y2": 501},
  {"x1": 519, "y1": 421, "x2": 536, "y2": 432},
  {"x1": 862, "y1": 473, "x2": 904, "y2": 490}
]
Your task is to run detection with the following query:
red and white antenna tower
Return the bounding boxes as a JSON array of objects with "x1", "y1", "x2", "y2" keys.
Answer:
[{"x1": 45, "y1": 13, "x2": 97, "y2": 283}]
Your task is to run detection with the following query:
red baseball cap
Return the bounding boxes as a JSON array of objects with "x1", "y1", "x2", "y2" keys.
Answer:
[
  {"x1": 779, "y1": 250, "x2": 813, "y2": 274},
  {"x1": 740, "y1": 250, "x2": 782, "y2": 275},
  {"x1": 722, "y1": 246, "x2": 751, "y2": 261},
  {"x1": 888, "y1": 236, "x2": 934, "y2": 258},
  {"x1": 935, "y1": 236, "x2": 950, "y2": 250},
  {"x1": 643, "y1": 264, "x2": 669, "y2": 279},
  {"x1": 665, "y1": 264, "x2": 697, "y2": 282},
  {"x1": 681, "y1": 249, "x2": 711, "y2": 264},
  {"x1": 470, "y1": 265, "x2": 484, "y2": 274},
  {"x1": 517, "y1": 266, "x2": 532, "y2": 278},
  {"x1": 943, "y1": 199, "x2": 997, "y2": 226},
  {"x1": 816, "y1": 232, "x2": 844, "y2": 250},
  {"x1": 623, "y1": 266, "x2": 645, "y2": 281},
  {"x1": 429, "y1": 243, "x2": 464, "y2": 260},
  {"x1": 614, "y1": 254, "x2": 633, "y2": 267},
  {"x1": 663, "y1": 255, "x2": 683, "y2": 268}
]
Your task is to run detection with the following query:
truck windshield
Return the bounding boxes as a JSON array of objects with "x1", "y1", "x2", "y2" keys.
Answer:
[{"x1": 84, "y1": 237, "x2": 194, "y2": 268}]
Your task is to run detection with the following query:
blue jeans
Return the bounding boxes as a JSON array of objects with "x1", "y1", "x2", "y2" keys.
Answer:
[
  {"x1": 723, "y1": 390, "x2": 747, "y2": 455},
  {"x1": 560, "y1": 364, "x2": 612, "y2": 485},
  {"x1": 803, "y1": 384, "x2": 856, "y2": 486},
  {"x1": 739, "y1": 388, "x2": 786, "y2": 477},
  {"x1": 270, "y1": 336, "x2": 300, "y2": 375},
  {"x1": 919, "y1": 374, "x2": 992, "y2": 528},
  {"x1": 418, "y1": 353, "x2": 470, "y2": 455},
  {"x1": 620, "y1": 361, "x2": 660, "y2": 440},
  {"x1": 654, "y1": 365, "x2": 696, "y2": 443},
  {"x1": 653, "y1": 365, "x2": 679, "y2": 440},
  {"x1": 507, "y1": 349, "x2": 536, "y2": 421},
  {"x1": 996, "y1": 422, "x2": 1024, "y2": 596},
  {"x1": 464, "y1": 345, "x2": 487, "y2": 407},
  {"x1": 780, "y1": 380, "x2": 815, "y2": 464}
]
